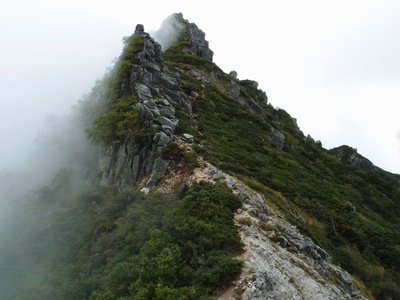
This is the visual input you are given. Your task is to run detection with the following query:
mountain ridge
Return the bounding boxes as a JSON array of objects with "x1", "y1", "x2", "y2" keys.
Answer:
[
  {"x1": 83, "y1": 12, "x2": 400, "y2": 298},
  {"x1": 1, "y1": 12, "x2": 400, "y2": 300}
]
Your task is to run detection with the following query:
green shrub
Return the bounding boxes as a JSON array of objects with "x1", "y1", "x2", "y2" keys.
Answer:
[
  {"x1": 87, "y1": 96, "x2": 144, "y2": 144},
  {"x1": 162, "y1": 142, "x2": 183, "y2": 160}
]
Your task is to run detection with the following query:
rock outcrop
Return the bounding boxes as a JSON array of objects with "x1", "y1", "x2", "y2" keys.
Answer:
[
  {"x1": 185, "y1": 23, "x2": 214, "y2": 61},
  {"x1": 332, "y1": 145, "x2": 376, "y2": 171},
  {"x1": 99, "y1": 23, "x2": 189, "y2": 189},
  {"x1": 97, "y1": 13, "x2": 218, "y2": 190}
]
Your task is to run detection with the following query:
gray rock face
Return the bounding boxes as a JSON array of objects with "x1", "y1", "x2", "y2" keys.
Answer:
[
  {"x1": 160, "y1": 74, "x2": 180, "y2": 91},
  {"x1": 187, "y1": 26, "x2": 214, "y2": 61},
  {"x1": 134, "y1": 24, "x2": 144, "y2": 35},
  {"x1": 227, "y1": 80, "x2": 241, "y2": 100},
  {"x1": 133, "y1": 83, "x2": 152, "y2": 100},
  {"x1": 256, "y1": 90, "x2": 268, "y2": 105},
  {"x1": 270, "y1": 128, "x2": 285, "y2": 150},
  {"x1": 146, "y1": 157, "x2": 170, "y2": 186},
  {"x1": 229, "y1": 70, "x2": 238, "y2": 79},
  {"x1": 164, "y1": 14, "x2": 215, "y2": 62},
  {"x1": 348, "y1": 152, "x2": 376, "y2": 170}
]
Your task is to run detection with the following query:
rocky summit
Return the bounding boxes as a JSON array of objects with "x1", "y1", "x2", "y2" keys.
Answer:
[{"x1": 2, "y1": 12, "x2": 400, "y2": 300}]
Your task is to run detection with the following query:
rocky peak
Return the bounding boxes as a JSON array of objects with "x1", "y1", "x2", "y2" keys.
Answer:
[
  {"x1": 186, "y1": 25, "x2": 214, "y2": 61},
  {"x1": 98, "y1": 24, "x2": 192, "y2": 189},
  {"x1": 173, "y1": 12, "x2": 214, "y2": 61},
  {"x1": 134, "y1": 24, "x2": 144, "y2": 35}
]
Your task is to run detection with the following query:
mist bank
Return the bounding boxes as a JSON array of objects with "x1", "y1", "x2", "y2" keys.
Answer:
[
  {"x1": 0, "y1": 15, "x2": 189, "y2": 297},
  {"x1": 0, "y1": 74, "x2": 106, "y2": 299},
  {"x1": 0, "y1": 11, "x2": 185, "y2": 222}
]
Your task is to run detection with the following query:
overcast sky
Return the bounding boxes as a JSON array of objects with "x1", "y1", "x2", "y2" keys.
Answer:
[{"x1": 1, "y1": 0, "x2": 399, "y2": 174}]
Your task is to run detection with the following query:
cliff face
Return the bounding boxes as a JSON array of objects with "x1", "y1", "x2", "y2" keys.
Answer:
[{"x1": 97, "y1": 14, "x2": 215, "y2": 189}]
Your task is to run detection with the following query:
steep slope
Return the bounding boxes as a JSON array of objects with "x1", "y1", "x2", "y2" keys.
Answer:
[{"x1": 2, "y1": 12, "x2": 400, "y2": 300}]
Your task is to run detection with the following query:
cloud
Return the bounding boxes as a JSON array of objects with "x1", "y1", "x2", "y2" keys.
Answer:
[
  {"x1": 149, "y1": 13, "x2": 185, "y2": 51},
  {"x1": 311, "y1": 1, "x2": 400, "y2": 87}
]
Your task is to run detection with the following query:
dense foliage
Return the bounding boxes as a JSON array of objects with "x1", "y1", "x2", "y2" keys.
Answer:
[
  {"x1": 86, "y1": 95, "x2": 144, "y2": 144},
  {"x1": 3, "y1": 174, "x2": 243, "y2": 299},
  {"x1": 85, "y1": 34, "x2": 146, "y2": 144}
]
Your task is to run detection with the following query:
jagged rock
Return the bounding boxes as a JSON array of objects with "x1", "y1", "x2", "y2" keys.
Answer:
[
  {"x1": 158, "y1": 106, "x2": 175, "y2": 117},
  {"x1": 144, "y1": 61, "x2": 161, "y2": 72},
  {"x1": 229, "y1": 70, "x2": 238, "y2": 79},
  {"x1": 154, "y1": 131, "x2": 172, "y2": 146},
  {"x1": 165, "y1": 91, "x2": 187, "y2": 107},
  {"x1": 188, "y1": 69, "x2": 212, "y2": 84},
  {"x1": 160, "y1": 74, "x2": 180, "y2": 91},
  {"x1": 95, "y1": 21, "x2": 205, "y2": 188},
  {"x1": 134, "y1": 24, "x2": 144, "y2": 35},
  {"x1": 227, "y1": 80, "x2": 241, "y2": 100},
  {"x1": 161, "y1": 125, "x2": 174, "y2": 135},
  {"x1": 156, "y1": 97, "x2": 170, "y2": 106},
  {"x1": 161, "y1": 13, "x2": 214, "y2": 61},
  {"x1": 186, "y1": 26, "x2": 213, "y2": 61},
  {"x1": 239, "y1": 79, "x2": 268, "y2": 106},
  {"x1": 340, "y1": 270, "x2": 353, "y2": 285},
  {"x1": 139, "y1": 104, "x2": 155, "y2": 121},
  {"x1": 146, "y1": 157, "x2": 170, "y2": 186},
  {"x1": 156, "y1": 116, "x2": 177, "y2": 131},
  {"x1": 133, "y1": 82, "x2": 152, "y2": 100},
  {"x1": 256, "y1": 90, "x2": 268, "y2": 105},
  {"x1": 270, "y1": 128, "x2": 285, "y2": 150}
]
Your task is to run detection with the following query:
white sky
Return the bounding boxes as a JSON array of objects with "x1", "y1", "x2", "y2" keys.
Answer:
[{"x1": 1, "y1": 0, "x2": 400, "y2": 174}]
